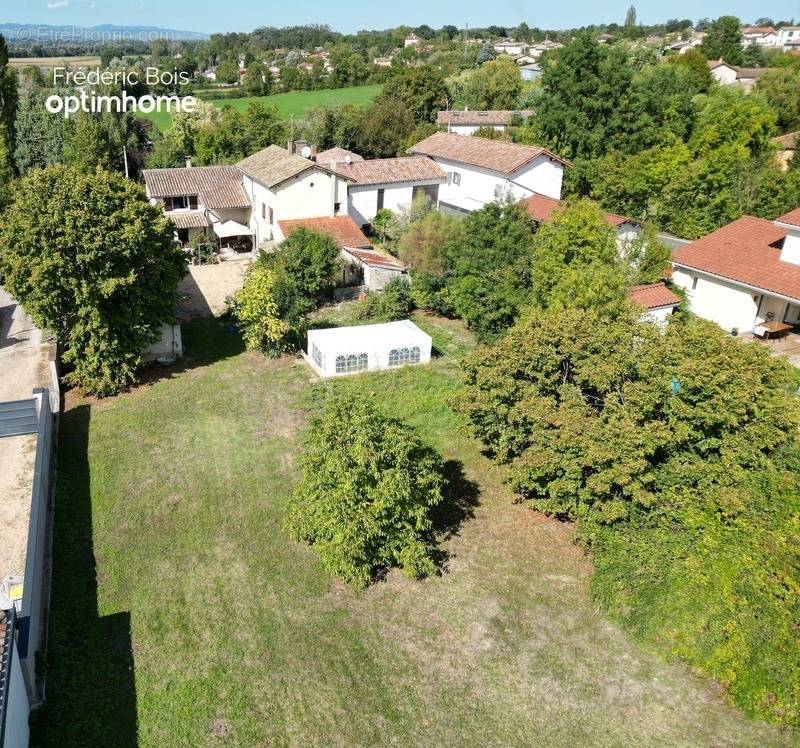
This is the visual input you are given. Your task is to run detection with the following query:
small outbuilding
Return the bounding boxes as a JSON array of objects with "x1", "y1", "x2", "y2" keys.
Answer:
[{"x1": 304, "y1": 320, "x2": 432, "y2": 378}]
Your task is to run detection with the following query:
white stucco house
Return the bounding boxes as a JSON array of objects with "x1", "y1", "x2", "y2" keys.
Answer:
[
  {"x1": 707, "y1": 60, "x2": 770, "y2": 92},
  {"x1": 237, "y1": 145, "x2": 350, "y2": 248},
  {"x1": 629, "y1": 282, "x2": 681, "y2": 325},
  {"x1": 143, "y1": 164, "x2": 254, "y2": 248},
  {"x1": 408, "y1": 132, "x2": 571, "y2": 215},
  {"x1": 741, "y1": 26, "x2": 779, "y2": 47},
  {"x1": 493, "y1": 40, "x2": 528, "y2": 55},
  {"x1": 671, "y1": 208, "x2": 800, "y2": 335},
  {"x1": 277, "y1": 215, "x2": 406, "y2": 290},
  {"x1": 331, "y1": 156, "x2": 446, "y2": 227},
  {"x1": 776, "y1": 26, "x2": 800, "y2": 50},
  {"x1": 305, "y1": 320, "x2": 432, "y2": 378},
  {"x1": 436, "y1": 110, "x2": 533, "y2": 136},
  {"x1": 522, "y1": 193, "x2": 642, "y2": 248}
]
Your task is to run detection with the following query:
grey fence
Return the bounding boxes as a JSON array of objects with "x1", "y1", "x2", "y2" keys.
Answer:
[{"x1": 16, "y1": 387, "x2": 56, "y2": 704}]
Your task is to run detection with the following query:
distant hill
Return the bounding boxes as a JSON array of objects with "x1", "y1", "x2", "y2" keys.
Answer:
[{"x1": 0, "y1": 22, "x2": 208, "y2": 43}]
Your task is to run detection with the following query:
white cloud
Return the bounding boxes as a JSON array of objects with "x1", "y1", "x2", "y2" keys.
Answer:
[{"x1": 46, "y1": 0, "x2": 69, "y2": 7}]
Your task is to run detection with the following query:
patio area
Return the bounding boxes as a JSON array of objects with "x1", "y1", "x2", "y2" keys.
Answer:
[{"x1": 741, "y1": 328, "x2": 800, "y2": 367}]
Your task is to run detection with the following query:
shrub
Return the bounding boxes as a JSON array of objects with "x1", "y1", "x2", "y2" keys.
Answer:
[
  {"x1": 285, "y1": 392, "x2": 446, "y2": 588},
  {"x1": 352, "y1": 276, "x2": 414, "y2": 322},
  {"x1": 231, "y1": 229, "x2": 340, "y2": 354},
  {"x1": 228, "y1": 262, "x2": 291, "y2": 355},
  {"x1": 0, "y1": 165, "x2": 185, "y2": 396}
]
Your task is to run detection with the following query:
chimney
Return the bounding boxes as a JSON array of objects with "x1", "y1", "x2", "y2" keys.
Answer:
[{"x1": 185, "y1": 157, "x2": 192, "y2": 168}]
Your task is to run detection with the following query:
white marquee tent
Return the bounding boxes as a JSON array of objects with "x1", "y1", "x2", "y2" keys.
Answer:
[{"x1": 305, "y1": 320, "x2": 432, "y2": 378}]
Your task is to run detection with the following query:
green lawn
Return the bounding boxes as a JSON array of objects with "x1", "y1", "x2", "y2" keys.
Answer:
[
  {"x1": 30, "y1": 313, "x2": 796, "y2": 746},
  {"x1": 141, "y1": 84, "x2": 382, "y2": 131}
]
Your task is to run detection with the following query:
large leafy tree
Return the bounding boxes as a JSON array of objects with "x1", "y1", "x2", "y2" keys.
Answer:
[
  {"x1": 14, "y1": 84, "x2": 65, "y2": 174},
  {"x1": 534, "y1": 32, "x2": 633, "y2": 160},
  {"x1": 0, "y1": 166, "x2": 185, "y2": 395},
  {"x1": 700, "y1": 16, "x2": 744, "y2": 65},
  {"x1": 756, "y1": 68, "x2": 800, "y2": 133},
  {"x1": 231, "y1": 228, "x2": 340, "y2": 354},
  {"x1": 452, "y1": 308, "x2": 800, "y2": 724},
  {"x1": 530, "y1": 199, "x2": 627, "y2": 313},
  {"x1": 443, "y1": 200, "x2": 536, "y2": 341},
  {"x1": 462, "y1": 56, "x2": 522, "y2": 110},
  {"x1": 0, "y1": 34, "x2": 17, "y2": 159},
  {"x1": 379, "y1": 65, "x2": 448, "y2": 124},
  {"x1": 354, "y1": 98, "x2": 414, "y2": 158},
  {"x1": 285, "y1": 392, "x2": 445, "y2": 588}
]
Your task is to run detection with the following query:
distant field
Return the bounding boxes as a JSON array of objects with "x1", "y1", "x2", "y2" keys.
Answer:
[
  {"x1": 9, "y1": 55, "x2": 100, "y2": 68},
  {"x1": 140, "y1": 83, "x2": 382, "y2": 130}
]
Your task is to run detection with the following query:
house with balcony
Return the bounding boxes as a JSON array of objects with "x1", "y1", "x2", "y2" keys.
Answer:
[
  {"x1": 143, "y1": 164, "x2": 253, "y2": 249},
  {"x1": 671, "y1": 209, "x2": 800, "y2": 345},
  {"x1": 408, "y1": 132, "x2": 571, "y2": 215}
]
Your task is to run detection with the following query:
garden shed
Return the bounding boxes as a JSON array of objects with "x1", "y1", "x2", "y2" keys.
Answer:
[{"x1": 304, "y1": 320, "x2": 432, "y2": 378}]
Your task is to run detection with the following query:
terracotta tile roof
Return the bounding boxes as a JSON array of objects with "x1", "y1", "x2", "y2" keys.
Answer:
[
  {"x1": 437, "y1": 110, "x2": 533, "y2": 127},
  {"x1": 278, "y1": 216, "x2": 372, "y2": 248},
  {"x1": 343, "y1": 246, "x2": 406, "y2": 270},
  {"x1": 333, "y1": 156, "x2": 446, "y2": 186},
  {"x1": 523, "y1": 193, "x2": 637, "y2": 228},
  {"x1": 629, "y1": 282, "x2": 681, "y2": 309},
  {"x1": 775, "y1": 131, "x2": 798, "y2": 150},
  {"x1": 315, "y1": 147, "x2": 364, "y2": 168},
  {"x1": 777, "y1": 207, "x2": 800, "y2": 227},
  {"x1": 168, "y1": 210, "x2": 209, "y2": 229},
  {"x1": 408, "y1": 131, "x2": 571, "y2": 175},
  {"x1": 143, "y1": 165, "x2": 249, "y2": 209},
  {"x1": 671, "y1": 215, "x2": 800, "y2": 300},
  {"x1": 237, "y1": 145, "x2": 345, "y2": 188}
]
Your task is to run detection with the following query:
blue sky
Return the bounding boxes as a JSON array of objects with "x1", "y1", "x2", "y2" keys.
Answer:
[{"x1": 5, "y1": 0, "x2": 796, "y2": 35}]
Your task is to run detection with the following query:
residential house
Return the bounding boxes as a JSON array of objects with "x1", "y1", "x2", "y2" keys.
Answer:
[
  {"x1": 436, "y1": 109, "x2": 533, "y2": 136},
  {"x1": 741, "y1": 26, "x2": 778, "y2": 46},
  {"x1": 143, "y1": 164, "x2": 253, "y2": 248},
  {"x1": 777, "y1": 26, "x2": 800, "y2": 50},
  {"x1": 522, "y1": 192, "x2": 642, "y2": 247},
  {"x1": 373, "y1": 56, "x2": 393, "y2": 67},
  {"x1": 671, "y1": 209, "x2": 800, "y2": 334},
  {"x1": 519, "y1": 63, "x2": 542, "y2": 82},
  {"x1": 408, "y1": 132, "x2": 570, "y2": 214},
  {"x1": 277, "y1": 215, "x2": 406, "y2": 289},
  {"x1": 330, "y1": 156, "x2": 446, "y2": 227},
  {"x1": 707, "y1": 60, "x2": 771, "y2": 91},
  {"x1": 237, "y1": 144, "x2": 350, "y2": 247},
  {"x1": 404, "y1": 33, "x2": 420, "y2": 47},
  {"x1": 528, "y1": 39, "x2": 563, "y2": 59},
  {"x1": 493, "y1": 39, "x2": 528, "y2": 55},
  {"x1": 775, "y1": 131, "x2": 797, "y2": 170},
  {"x1": 629, "y1": 282, "x2": 681, "y2": 324}
]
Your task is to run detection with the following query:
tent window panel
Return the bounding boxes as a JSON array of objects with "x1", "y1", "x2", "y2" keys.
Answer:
[
  {"x1": 388, "y1": 346, "x2": 420, "y2": 367},
  {"x1": 335, "y1": 352, "x2": 368, "y2": 374},
  {"x1": 311, "y1": 343, "x2": 322, "y2": 369}
]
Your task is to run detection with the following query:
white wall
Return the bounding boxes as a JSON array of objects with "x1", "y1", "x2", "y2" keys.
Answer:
[
  {"x1": 306, "y1": 331, "x2": 432, "y2": 377},
  {"x1": 4, "y1": 638, "x2": 31, "y2": 748},
  {"x1": 446, "y1": 124, "x2": 506, "y2": 136},
  {"x1": 642, "y1": 306, "x2": 675, "y2": 325},
  {"x1": 142, "y1": 324, "x2": 183, "y2": 362},
  {"x1": 673, "y1": 267, "x2": 760, "y2": 332},
  {"x1": 710, "y1": 65, "x2": 738, "y2": 85},
  {"x1": 348, "y1": 182, "x2": 440, "y2": 226},
  {"x1": 243, "y1": 169, "x2": 339, "y2": 247},
  {"x1": 435, "y1": 153, "x2": 564, "y2": 212}
]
